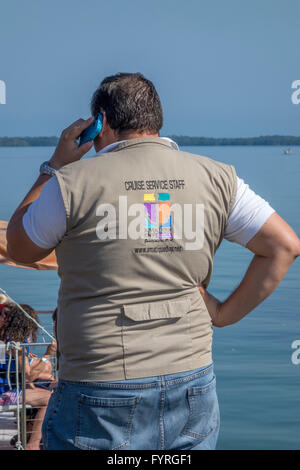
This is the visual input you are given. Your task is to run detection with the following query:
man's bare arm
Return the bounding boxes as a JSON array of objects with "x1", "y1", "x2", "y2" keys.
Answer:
[
  {"x1": 6, "y1": 118, "x2": 93, "y2": 263},
  {"x1": 6, "y1": 174, "x2": 53, "y2": 263},
  {"x1": 199, "y1": 213, "x2": 300, "y2": 327}
]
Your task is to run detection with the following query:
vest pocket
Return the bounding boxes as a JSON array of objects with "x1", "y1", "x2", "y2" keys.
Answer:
[
  {"x1": 121, "y1": 298, "x2": 193, "y2": 378},
  {"x1": 75, "y1": 394, "x2": 140, "y2": 450}
]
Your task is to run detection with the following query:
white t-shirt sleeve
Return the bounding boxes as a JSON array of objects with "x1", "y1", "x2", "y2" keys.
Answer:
[
  {"x1": 224, "y1": 176, "x2": 275, "y2": 246},
  {"x1": 22, "y1": 176, "x2": 67, "y2": 249}
]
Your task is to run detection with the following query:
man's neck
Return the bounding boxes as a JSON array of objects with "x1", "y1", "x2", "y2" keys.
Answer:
[
  {"x1": 94, "y1": 131, "x2": 159, "y2": 154},
  {"x1": 97, "y1": 136, "x2": 179, "y2": 156},
  {"x1": 117, "y1": 131, "x2": 159, "y2": 141}
]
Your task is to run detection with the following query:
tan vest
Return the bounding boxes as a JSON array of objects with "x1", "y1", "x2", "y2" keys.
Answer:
[{"x1": 55, "y1": 138, "x2": 237, "y2": 381}]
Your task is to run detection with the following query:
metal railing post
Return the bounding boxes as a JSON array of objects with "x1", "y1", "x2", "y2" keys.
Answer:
[
  {"x1": 14, "y1": 346, "x2": 23, "y2": 450},
  {"x1": 21, "y1": 346, "x2": 27, "y2": 450}
]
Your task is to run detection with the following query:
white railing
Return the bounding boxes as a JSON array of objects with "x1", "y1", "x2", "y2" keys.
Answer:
[{"x1": 0, "y1": 338, "x2": 57, "y2": 450}]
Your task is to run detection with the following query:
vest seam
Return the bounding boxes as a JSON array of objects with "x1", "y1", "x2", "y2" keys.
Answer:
[
  {"x1": 55, "y1": 172, "x2": 71, "y2": 228},
  {"x1": 120, "y1": 313, "x2": 127, "y2": 380},
  {"x1": 228, "y1": 165, "x2": 238, "y2": 216}
]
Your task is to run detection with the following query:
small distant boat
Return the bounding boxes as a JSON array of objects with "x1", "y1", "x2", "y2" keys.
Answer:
[{"x1": 283, "y1": 148, "x2": 293, "y2": 155}]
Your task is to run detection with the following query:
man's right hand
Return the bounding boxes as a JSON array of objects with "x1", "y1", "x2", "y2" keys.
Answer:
[{"x1": 49, "y1": 117, "x2": 95, "y2": 170}]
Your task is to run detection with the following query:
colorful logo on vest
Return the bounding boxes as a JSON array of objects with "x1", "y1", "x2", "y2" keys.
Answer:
[{"x1": 144, "y1": 193, "x2": 173, "y2": 240}]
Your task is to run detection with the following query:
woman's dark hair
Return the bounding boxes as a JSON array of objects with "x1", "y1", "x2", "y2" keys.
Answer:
[
  {"x1": 91, "y1": 73, "x2": 163, "y2": 135},
  {"x1": 0, "y1": 304, "x2": 39, "y2": 343}
]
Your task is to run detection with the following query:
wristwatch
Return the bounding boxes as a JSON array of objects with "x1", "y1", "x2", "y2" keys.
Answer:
[
  {"x1": 39, "y1": 161, "x2": 56, "y2": 177},
  {"x1": 41, "y1": 357, "x2": 50, "y2": 364}
]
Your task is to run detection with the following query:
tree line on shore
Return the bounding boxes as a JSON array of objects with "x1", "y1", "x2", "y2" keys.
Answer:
[
  {"x1": 0, "y1": 137, "x2": 59, "y2": 147},
  {"x1": 170, "y1": 135, "x2": 300, "y2": 146},
  {"x1": 0, "y1": 135, "x2": 300, "y2": 147}
]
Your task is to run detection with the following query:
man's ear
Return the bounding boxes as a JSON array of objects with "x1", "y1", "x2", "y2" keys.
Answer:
[
  {"x1": 93, "y1": 114, "x2": 107, "y2": 151},
  {"x1": 99, "y1": 113, "x2": 108, "y2": 137},
  {"x1": 99, "y1": 114, "x2": 118, "y2": 139},
  {"x1": 93, "y1": 113, "x2": 118, "y2": 152}
]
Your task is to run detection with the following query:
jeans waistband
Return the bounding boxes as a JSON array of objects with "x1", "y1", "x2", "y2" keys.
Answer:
[{"x1": 58, "y1": 363, "x2": 214, "y2": 390}]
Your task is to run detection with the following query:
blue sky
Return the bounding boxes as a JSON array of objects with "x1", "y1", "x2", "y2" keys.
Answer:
[{"x1": 0, "y1": 0, "x2": 299, "y2": 137}]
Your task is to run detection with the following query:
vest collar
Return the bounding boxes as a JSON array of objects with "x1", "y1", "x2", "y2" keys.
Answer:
[{"x1": 98, "y1": 137, "x2": 179, "y2": 155}]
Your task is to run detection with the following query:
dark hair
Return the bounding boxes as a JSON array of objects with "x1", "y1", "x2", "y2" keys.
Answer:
[
  {"x1": 91, "y1": 73, "x2": 163, "y2": 135},
  {"x1": 0, "y1": 304, "x2": 39, "y2": 343}
]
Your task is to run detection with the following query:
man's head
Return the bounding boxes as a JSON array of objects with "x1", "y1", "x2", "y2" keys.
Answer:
[{"x1": 91, "y1": 73, "x2": 163, "y2": 151}]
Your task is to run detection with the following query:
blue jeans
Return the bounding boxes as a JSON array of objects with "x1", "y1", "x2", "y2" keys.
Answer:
[{"x1": 42, "y1": 363, "x2": 219, "y2": 450}]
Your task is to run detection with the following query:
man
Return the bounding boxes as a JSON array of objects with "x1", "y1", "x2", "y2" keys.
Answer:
[{"x1": 7, "y1": 73, "x2": 300, "y2": 450}]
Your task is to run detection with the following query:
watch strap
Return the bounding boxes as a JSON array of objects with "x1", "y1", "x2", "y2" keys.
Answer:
[{"x1": 40, "y1": 161, "x2": 56, "y2": 177}]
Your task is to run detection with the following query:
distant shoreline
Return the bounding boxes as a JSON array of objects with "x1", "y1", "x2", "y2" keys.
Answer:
[{"x1": 0, "y1": 135, "x2": 300, "y2": 147}]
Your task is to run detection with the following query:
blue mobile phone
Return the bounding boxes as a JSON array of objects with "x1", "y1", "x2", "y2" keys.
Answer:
[{"x1": 79, "y1": 114, "x2": 103, "y2": 147}]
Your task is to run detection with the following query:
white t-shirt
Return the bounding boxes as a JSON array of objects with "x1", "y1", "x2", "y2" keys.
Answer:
[{"x1": 23, "y1": 140, "x2": 275, "y2": 249}]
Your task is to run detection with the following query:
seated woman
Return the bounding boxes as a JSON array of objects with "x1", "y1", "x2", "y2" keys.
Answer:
[
  {"x1": 27, "y1": 339, "x2": 57, "y2": 390},
  {"x1": 0, "y1": 299, "x2": 56, "y2": 450}
]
